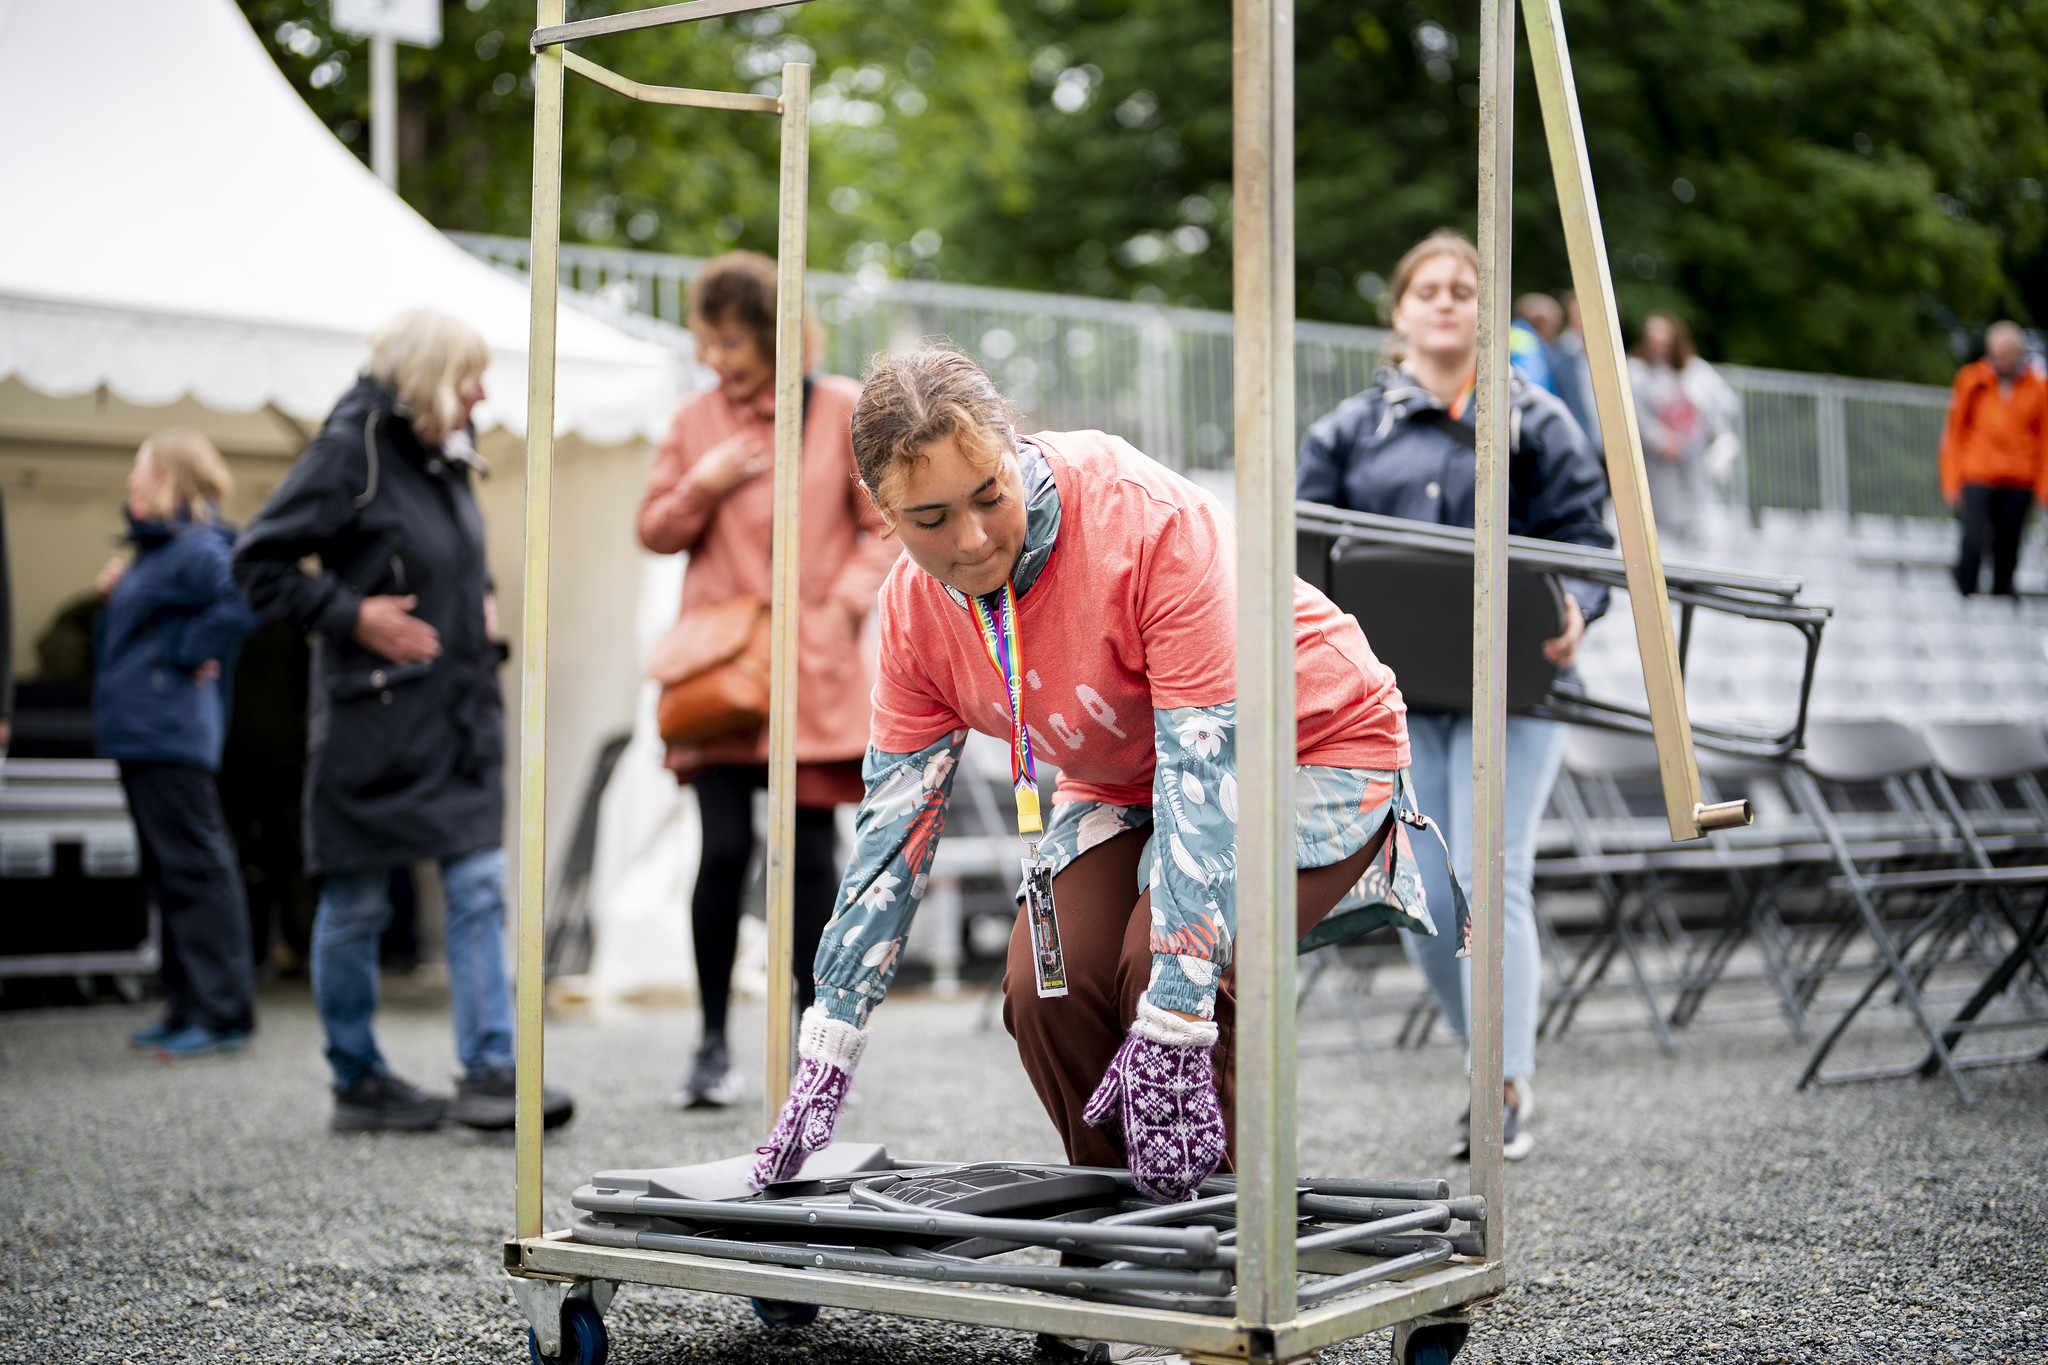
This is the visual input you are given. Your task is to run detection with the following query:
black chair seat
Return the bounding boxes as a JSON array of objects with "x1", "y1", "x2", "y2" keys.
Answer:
[{"x1": 1322, "y1": 544, "x2": 1564, "y2": 713}]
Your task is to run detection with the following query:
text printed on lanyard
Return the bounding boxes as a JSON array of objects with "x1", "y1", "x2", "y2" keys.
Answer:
[
  {"x1": 972, "y1": 582, "x2": 1065, "y2": 999},
  {"x1": 969, "y1": 580, "x2": 1042, "y2": 838}
]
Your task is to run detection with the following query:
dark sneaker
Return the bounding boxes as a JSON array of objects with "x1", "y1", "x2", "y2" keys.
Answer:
[
  {"x1": 448, "y1": 1063, "x2": 574, "y2": 1131},
  {"x1": 154, "y1": 1025, "x2": 248, "y2": 1060},
  {"x1": 671, "y1": 1032, "x2": 740, "y2": 1109},
  {"x1": 128, "y1": 1017, "x2": 182, "y2": 1050},
  {"x1": 332, "y1": 1071, "x2": 446, "y2": 1132},
  {"x1": 1450, "y1": 1098, "x2": 1534, "y2": 1162}
]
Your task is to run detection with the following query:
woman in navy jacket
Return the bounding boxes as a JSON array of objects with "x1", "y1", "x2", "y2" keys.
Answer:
[
  {"x1": 1299, "y1": 230, "x2": 1611, "y2": 1161},
  {"x1": 95, "y1": 431, "x2": 261, "y2": 1059}
]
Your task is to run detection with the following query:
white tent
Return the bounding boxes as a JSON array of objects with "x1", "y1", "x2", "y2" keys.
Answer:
[
  {"x1": 0, "y1": 0, "x2": 690, "y2": 916},
  {"x1": 0, "y1": 0, "x2": 679, "y2": 441}
]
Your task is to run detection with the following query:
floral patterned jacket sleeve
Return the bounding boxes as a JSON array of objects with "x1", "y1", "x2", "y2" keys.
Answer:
[
  {"x1": 811, "y1": 731, "x2": 968, "y2": 1027},
  {"x1": 1143, "y1": 702, "x2": 1240, "y2": 1019}
]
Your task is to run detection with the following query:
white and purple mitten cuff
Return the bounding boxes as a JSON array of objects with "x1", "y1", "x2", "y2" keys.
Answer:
[
  {"x1": 749, "y1": 1005, "x2": 869, "y2": 1190},
  {"x1": 1084, "y1": 1000, "x2": 1226, "y2": 1203}
]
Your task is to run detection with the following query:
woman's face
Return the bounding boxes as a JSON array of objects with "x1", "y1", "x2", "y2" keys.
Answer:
[
  {"x1": 127, "y1": 446, "x2": 166, "y2": 520},
  {"x1": 882, "y1": 432, "x2": 1028, "y2": 599},
  {"x1": 1390, "y1": 252, "x2": 1479, "y2": 371},
  {"x1": 696, "y1": 318, "x2": 774, "y2": 406},
  {"x1": 1643, "y1": 316, "x2": 1675, "y2": 365},
  {"x1": 455, "y1": 371, "x2": 487, "y2": 434}
]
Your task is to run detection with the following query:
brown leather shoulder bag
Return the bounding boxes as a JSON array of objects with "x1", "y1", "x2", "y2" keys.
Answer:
[
  {"x1": 649, "y1": 379, "x2": 813, "y2": 747},
  {"x1": 651, "y1": 594, "x2": 771, "y2": 745}
]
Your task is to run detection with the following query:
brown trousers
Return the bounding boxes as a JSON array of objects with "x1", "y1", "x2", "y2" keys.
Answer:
[{"x1": 1002, "y1": 824, "x2": 1385, "y2": 1171}]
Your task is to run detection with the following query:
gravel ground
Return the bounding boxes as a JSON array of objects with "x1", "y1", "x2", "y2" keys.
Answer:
[{"x1": 2, "y1": 977, "x2": 2043, "y2": 1365}]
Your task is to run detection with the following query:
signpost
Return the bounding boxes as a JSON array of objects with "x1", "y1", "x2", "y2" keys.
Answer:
[{"x1": 330, "y1": 0, "x2": 442, "y2": 191}]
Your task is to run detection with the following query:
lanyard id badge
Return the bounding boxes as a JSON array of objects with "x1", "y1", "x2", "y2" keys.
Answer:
[
  {"x1": 970, "y1": 581, "x2": 1067, "y2": 999},
  {"x1": 1022, "y1": 853, "x2": 1066, "y2": 997}
]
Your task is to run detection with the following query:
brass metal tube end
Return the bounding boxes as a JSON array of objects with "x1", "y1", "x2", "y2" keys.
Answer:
[{"x1": 1693, "y1": 798, "x2": 1754, "y2": 833}]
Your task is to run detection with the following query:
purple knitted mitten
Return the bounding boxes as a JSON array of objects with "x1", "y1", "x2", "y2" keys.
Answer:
[
  {"x1": 750, "y1": 1006, "x2": 869, "y2": 1190},
  {"x1": 1083, "y1": 1000, "x2": 1226, "y2": 1203}
]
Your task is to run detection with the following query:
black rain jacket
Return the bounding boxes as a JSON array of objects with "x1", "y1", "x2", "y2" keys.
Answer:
[
  {"x1": 232, "y1": 377, "x2": 504, "y2": 875},
  {"x1": 1298, "y1": 366, "x2": 1614, "y2": 624}
]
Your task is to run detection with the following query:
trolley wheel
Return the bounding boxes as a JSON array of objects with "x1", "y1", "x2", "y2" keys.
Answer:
[
  {"x1": 750, "y1": 1297, "x2": 820, "y2": 1328},
  {"x1": 1396, "y1": 1323, "x2": 1464, "y2": 1365},
  {"x1": 527, "y1": 1297, "x2": 609, "y2": 1365}
]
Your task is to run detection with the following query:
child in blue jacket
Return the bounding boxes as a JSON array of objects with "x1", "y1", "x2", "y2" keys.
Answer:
[{"x1": 95, "y1": 431, "x2": 261, "y2": 1058}]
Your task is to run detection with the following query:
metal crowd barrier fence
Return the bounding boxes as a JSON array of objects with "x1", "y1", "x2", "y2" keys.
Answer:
[{"x1": 450, "y1": 232, "x2": 1954, "y2": 521}]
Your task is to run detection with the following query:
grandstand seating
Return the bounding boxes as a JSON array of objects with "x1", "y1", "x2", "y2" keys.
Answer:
[{"x1": 1575, "y1": 511, "x2": 2048, "y2": 731}]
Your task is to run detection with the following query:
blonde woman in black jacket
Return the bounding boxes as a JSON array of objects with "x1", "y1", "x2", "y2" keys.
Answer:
[{"x1": 235, "y1": 310, "x2": 572, "y2": 1135}]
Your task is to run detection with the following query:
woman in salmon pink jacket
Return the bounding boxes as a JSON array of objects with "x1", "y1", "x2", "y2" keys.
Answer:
[
  {"x1": 638, "y1": 252, "x2": 899, "y2": 1109},
  {"x1": 752, "y1": 347, "x2": 1447, "y2": 1212}
]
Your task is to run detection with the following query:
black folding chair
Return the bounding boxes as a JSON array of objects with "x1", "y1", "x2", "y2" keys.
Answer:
[
  {"x1": 1294, "y1": 934, "x2": 1415, "y2": 1065},
  {"x1": 1789, "y1": 720, "x2": 2048, "y2": 1104},
  {"x1": 1660, "y1": 746, "x2": 1832, "y2": 1036},
  {"x1": 1922, "y1": 721, "x2": 2048, "y2": 852},
  {"x1": 1537, "y1": 729, "x2": 1681, "y2": 1050},
  {"x1": 1538, "y1": 730, "x2": 1824, "y2": 1044},
  {"x1": 1907, "y1": 722, "x2": 2048, "y2": 1076}
]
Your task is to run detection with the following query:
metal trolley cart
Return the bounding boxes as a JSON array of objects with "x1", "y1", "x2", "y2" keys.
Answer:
[{"x1": 502, "y1": 1, "x2": 1749, "y2": 1361}]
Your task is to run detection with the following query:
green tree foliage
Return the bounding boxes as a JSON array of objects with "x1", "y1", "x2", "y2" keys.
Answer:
[
  {"x1": 236, "y1": 0, "x2": 1030, "y2": 281},
  {"x1": 961, "y1": 0, "x2": 2048, "y2": 382},
  {"x1": 240, "y1": 1, "x2": 2046, "y2": 383}
]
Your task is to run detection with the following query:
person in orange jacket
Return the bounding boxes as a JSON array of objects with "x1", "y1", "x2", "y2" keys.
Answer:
[{"x1": 1941, "y1": 321, "x2": 2048, "y2": 597}]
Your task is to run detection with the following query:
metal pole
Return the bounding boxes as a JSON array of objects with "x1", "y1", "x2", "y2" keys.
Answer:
[
  {"x1": 1230, "y1": 0, "x2": 1297, "y2": 1330},
  {"x1": 1469, "y1": 0, "x2": 1513, "y2": 1268},
  {"x1": 514, "y1": 0, "x2": 566, "y2": 1244},
  {"x1": 1522, "y1": 0, "x2": 1746, "y2": 842},
  {"x1": 762, "y1": 61, "x2": 810, "y2": 1128},
  {"x1": 370, "y1": 33, "x2": 397, "y2": 190},
  {"x1": 1816, "y1": 389, "x2": 1849, "y2": 519}
]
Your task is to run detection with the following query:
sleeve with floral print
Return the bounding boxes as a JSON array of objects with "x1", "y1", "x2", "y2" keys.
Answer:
[
  {"x1": 1144, "y1": 703, "x2": 1238, "y2": 1019},
  {"x1": 811, "y1": 731, "x2": 968, "y2": 1027}
]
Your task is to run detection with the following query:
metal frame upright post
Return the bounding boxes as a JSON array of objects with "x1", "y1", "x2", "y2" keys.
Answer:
[
  {"x1": 513, "y1": 0, "x2": 812, "y2": 1248},
  {"x1": 1230, "y1": 0, "x2": 1300, "y2": 1333},
  {"x1": 1468, "y1": 0, "x2": 1514, "y2": 1266},
  {"x1": 762, "y1": 63, "x2": 811, "y2": 1126},
  {"x1": 514, "y1": 0, "x2": 568, "y2": 1246}
]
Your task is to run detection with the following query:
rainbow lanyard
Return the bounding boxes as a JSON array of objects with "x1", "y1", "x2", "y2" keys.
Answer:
[{"x1": 968, "y1": 580, "x2": 1042, "y2": 841}]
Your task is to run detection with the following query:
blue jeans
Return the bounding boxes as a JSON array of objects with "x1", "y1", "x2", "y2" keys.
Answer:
[
  {"x1": 311, "y1": 847, "x2": 515, "y2": 1087},
  {"x1": 1398, "y1": 713, "x2": 1567, "y2": 1081}
]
